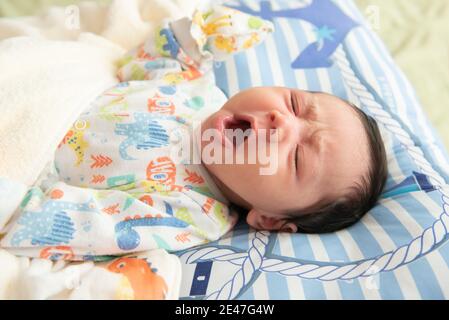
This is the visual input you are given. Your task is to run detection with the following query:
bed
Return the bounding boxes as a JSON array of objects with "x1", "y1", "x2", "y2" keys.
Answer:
[
  {"x1": 174, "y1": 0, "x2": 449, "y2": 299},
  {"x1": 1, "y1": 0, "x2": 449, "y2": 300}
]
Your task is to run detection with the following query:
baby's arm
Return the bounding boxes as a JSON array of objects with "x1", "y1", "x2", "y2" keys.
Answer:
[
  {"x1": 0, "y1": 180, "x2": 232, "y2": 258},
  {"x1": 117, "y1": 4, "x2": 274, "y2": 83}
]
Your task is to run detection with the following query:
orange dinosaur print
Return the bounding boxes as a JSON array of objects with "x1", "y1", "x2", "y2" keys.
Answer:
[
  {"x1": 184, "y1": 169, "x2": 205, "y2": 184},
  {"x1": 90, "y1": 154, "x2": 113, "y2": 169},
  {"x1": 102, "y1": 203, "x2": 120, "y2": 215},
  {"x1": 49, "y1": 189, "x2": 64, "y2": 199},
  {"x1": 146, "y1": 157, "x2": 177, "y2": 185},
  {"x1": 139, "y1": 195, "x2": 154, "y2": 206},
  {"x1": 107, "y1": 257, "x2": 168, "y2": 300},
  {"x1": 175, "y1": 232, "x2": 191, "y2": 243},
  {"x1": 202, "y1": 198, "x2": 215, "y2": 214},
  {"x1": 91, "y1": 175, "x2": 106, "y2": 184},
  {"x1": 58, "y1": 130, "x2": 74, "y2": 148},
  {"x1": 40, "y1": 246, "x2": 74, "y2": 260},
  {"x1": 124, "y1": 213, "x2": 163, "y2": 221},
  {"x1": 147, "y1": 94, "x2": 175, "y2": 114}
]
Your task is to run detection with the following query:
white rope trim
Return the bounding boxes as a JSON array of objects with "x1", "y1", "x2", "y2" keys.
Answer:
[{"x1": 179, "y1": 45, "x2": 449, "y2": 300}]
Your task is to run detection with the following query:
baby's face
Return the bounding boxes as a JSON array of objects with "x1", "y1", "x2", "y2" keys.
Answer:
[{"x1": 200, "y1": 87, "x2": 370, "y2": 232}]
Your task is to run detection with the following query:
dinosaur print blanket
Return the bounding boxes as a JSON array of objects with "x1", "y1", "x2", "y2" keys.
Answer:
[{"x1": 0, "y1": 0, "x2": 273, "y2": 299}]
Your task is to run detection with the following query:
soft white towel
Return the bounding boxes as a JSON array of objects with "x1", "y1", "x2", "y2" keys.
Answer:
[
  {"x1": 0, "y1": 0, "x2": 202, "y2": 300},
  {"x1": 0, "y1": 0, "x2": 200, "y2": 188}
]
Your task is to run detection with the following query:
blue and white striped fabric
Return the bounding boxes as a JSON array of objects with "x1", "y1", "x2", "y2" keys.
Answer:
[{"x1": 176, "y1": 0, "x2": 449, "y2": 299}]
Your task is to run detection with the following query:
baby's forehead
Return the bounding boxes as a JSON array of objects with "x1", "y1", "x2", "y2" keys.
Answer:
[
  {"x1": 310, "y1": 90, "x2": 352, "y2": 107},
  {"x1": 315, "y1": 93, "x2": 371, "y2": 176},
  {"x1": 316, "y1": 92, "x2": 367, "y2": 125}
]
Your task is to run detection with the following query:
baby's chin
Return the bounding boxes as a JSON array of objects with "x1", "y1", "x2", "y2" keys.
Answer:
[
  {"x1": 207, "y1": 167, "x2": 252, "y2": 209},
  {"x1": 197, "y1": 149, "x2": 251, "y2": 209}
]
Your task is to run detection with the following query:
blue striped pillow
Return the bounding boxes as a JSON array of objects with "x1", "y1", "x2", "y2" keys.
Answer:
[{"x1": 176, "y1": 0, "x2": 449, "y2": 300}]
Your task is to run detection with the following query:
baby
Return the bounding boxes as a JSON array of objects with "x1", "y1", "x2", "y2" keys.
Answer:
[
  {"x1": 201, "y1": 86, "x2": 388, "y2": 234},
  {"x1": 1, "y1": 3, "x2": 387, "y2": 260}
]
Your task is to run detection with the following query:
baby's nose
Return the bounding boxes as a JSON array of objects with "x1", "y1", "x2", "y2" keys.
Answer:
[
  {"x1": 269, "y1": 109, "x2": 286, "y2": 129},
  {"x1": 267, "y1": 110, "x2": 288, "y2": 142}
]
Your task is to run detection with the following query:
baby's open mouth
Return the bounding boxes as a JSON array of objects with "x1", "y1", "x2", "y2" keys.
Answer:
[
  {"x1": 222, "y1": 116, "x2": 253, "y2": 147},
  {"x1": 223, "y1": 116, "x2": 251, "y2": 131}
]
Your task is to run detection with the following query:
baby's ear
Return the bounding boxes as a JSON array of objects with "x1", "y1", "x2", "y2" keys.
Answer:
[{"x1": 246, "y1": 209, "x2": 298, "y2": 233}]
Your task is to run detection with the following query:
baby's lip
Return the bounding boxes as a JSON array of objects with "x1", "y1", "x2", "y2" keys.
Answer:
[{"x1": 212, "y1": 115, "x2": 231, "y2": 148}]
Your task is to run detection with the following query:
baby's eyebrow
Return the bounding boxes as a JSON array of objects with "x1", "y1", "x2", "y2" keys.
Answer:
[
  {"x1": 308, "y1": 97, "x2": 325, "y2": 154},
  {"x1": 310, "y1": 128, "x2": 324, "y2": 155},
  {"x1": 309, "y1": 98, "x2": 326, "y2": 182},
  {"x1": 309, "y1": 94, "x2": 320, "y2": 121}
]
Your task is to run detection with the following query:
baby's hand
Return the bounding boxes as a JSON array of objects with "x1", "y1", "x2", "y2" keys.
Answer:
[{"x1": 189, "y1": 4, "x2": 274, "y2": 61}]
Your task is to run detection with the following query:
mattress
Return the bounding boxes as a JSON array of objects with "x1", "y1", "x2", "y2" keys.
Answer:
[{"x1": 175, "y1": 0, "x2": 449, "y2": 300}]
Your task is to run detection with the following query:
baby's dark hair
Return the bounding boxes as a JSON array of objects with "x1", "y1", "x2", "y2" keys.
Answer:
[{"x1": 286, "y1": 101, "x2": 388, "y2": 233}]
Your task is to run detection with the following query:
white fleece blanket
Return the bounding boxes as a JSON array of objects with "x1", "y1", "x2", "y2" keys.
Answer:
[
  {"x1": 0, "y1": 0, "x2": 201, "y2": 299},
  {"x1": 0, "y1": 0, "x2": 199, "y2": 187}
]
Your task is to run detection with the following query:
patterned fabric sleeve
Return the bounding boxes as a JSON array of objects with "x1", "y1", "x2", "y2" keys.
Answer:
[
  {"x1": 190, "y1": 3, "x2": 274, "y2": 61},
  {"x1": 0, "y1": 179, "x2": 236, "y2": 260},
  {"x1": 116, "y1": 4, "x2": 274, "y2": 83}
]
